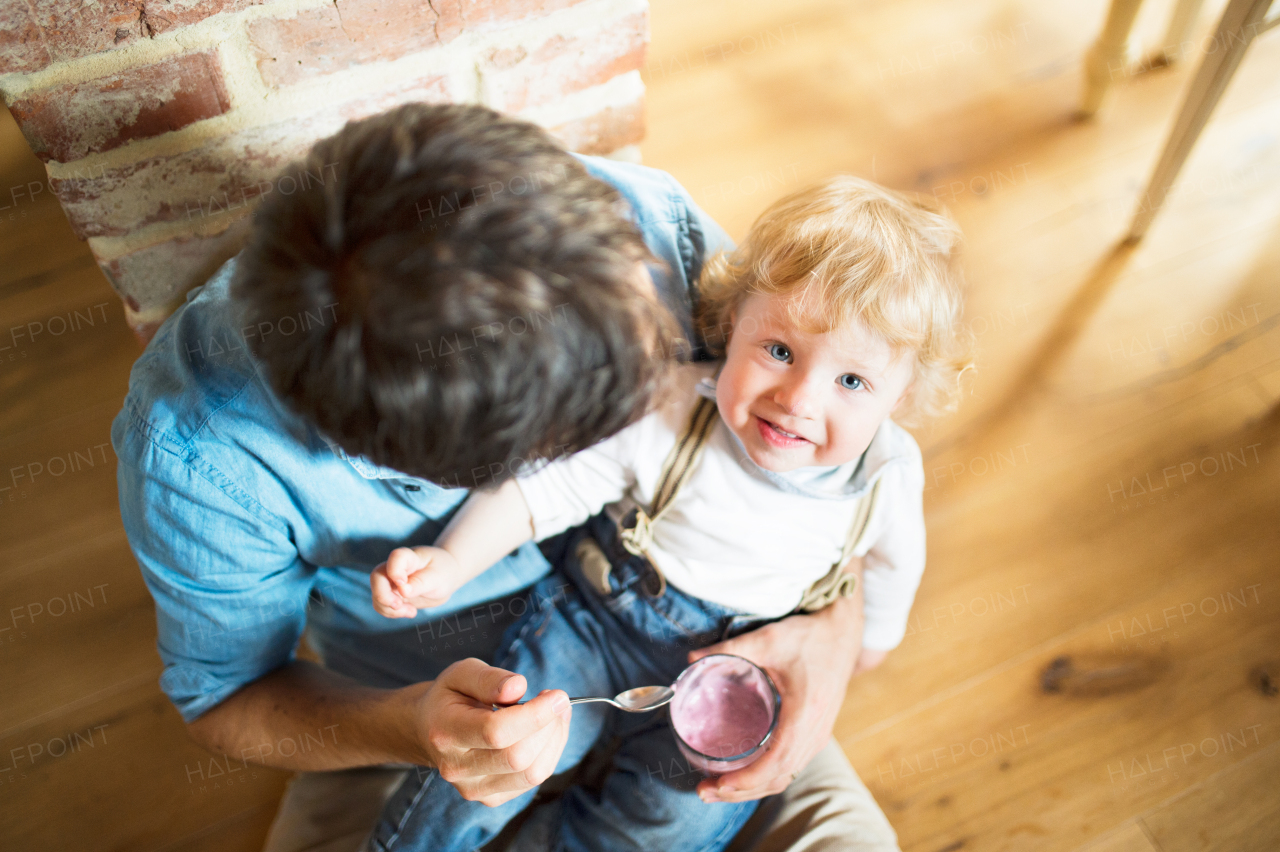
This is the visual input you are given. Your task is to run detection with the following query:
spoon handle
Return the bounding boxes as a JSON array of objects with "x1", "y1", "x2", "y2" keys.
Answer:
[{"x1": 492, "y1": 697, "x2": 615, "y2": 710}]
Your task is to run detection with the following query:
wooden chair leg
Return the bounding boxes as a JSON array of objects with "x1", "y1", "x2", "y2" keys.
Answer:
[
  {"x1": 1081, "y1": 0, "x2": 1147, "y2": 117},
  {"x1": 1127, "y1": 0, "x2": 1275, "y2": 240},
  {"x1": 1155, "y1": 0, "x2": 1208, "y2": 64}
]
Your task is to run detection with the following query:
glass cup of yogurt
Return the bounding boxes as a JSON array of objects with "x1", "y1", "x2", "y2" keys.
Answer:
[{"x1": 669, "y1": 654, "x2": 781, "y2": 774}]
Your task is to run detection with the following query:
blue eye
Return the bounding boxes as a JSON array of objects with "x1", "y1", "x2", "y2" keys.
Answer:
[
  {"x1": 767, "y1": 344, "x2": 792, "y2": 363},
  {"x1": 839, "y1": 374, "x2": 863, "y2": 390}
]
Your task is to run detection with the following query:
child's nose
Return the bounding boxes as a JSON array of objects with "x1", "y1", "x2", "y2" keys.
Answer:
[{"x1": 773, "y1": 376, "x2": 820, "y2": 418}]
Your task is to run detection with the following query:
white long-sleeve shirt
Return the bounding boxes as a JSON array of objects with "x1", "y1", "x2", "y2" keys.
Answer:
[{"x1": 516, "y1": 363, "x2": 927, "y2": 650}]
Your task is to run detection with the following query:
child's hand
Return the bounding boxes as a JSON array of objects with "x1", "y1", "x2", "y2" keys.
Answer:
[
  {"x1": 854, "y1": 648, "x2": 888, "y2": 674},
  {"x1": 371, "y1": 546, "x2": 466, "y2": 618}
]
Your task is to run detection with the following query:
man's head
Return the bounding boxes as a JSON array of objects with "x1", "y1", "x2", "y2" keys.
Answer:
[{"x1": 234, "y1": 103, "x2": 676, "y2": 487}]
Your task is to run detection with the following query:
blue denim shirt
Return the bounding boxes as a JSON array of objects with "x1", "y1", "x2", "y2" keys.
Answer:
[{"x1": 113, "y1": 155, "x2": 732, "y2": 723}]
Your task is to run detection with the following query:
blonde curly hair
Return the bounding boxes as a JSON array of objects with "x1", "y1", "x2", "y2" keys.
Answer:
[{"x1": 695, "y1": 176, "x2": 973, "y2": 426}]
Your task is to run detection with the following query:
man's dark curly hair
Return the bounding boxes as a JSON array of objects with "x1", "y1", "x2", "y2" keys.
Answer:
[{"x1": 233, "y1": 103, "x2": 677, "y2": 487}]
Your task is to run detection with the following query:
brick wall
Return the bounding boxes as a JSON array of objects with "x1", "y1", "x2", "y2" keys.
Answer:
[{"x1": 0, "y1": 0, "x2": 649, "y2": 336}]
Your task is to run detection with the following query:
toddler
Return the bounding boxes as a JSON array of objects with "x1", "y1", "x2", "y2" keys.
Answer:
[{"x1": 367, "y1": 176, "x2": 971, "y2": 852}]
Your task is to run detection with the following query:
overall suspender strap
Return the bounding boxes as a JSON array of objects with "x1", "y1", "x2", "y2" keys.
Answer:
[
  {"x1": 619, "y1": 395, "x2": 718, "y2": 563},
  {"x1": 794, "y1": 477, "x2": 883, "y2": 613}
]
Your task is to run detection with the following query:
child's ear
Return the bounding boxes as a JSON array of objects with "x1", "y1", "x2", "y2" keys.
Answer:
[
  {"x1": 720, "y1": 306, "x2": 738, "y2": 351},
  {"x1": 890, "y1": 382, "x2": 914, "y2": 414}
]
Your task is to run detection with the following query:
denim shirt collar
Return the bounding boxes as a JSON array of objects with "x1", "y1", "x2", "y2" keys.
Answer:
[{"x1": 314, "y1": 433, "x2": 415, "y2": 481}]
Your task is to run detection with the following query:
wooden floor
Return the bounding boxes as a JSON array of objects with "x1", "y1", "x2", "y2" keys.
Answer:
[{"x1": 2, "y1": 0, "x2": 1278, "y2": 849}]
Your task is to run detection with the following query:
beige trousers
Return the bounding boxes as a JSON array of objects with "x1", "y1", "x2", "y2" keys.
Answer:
[{"x1": 261, "y1": 738, "x2": 899, "y2": 852}]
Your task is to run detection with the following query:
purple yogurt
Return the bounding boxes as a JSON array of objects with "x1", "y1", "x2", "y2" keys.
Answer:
[{"x1": 669, "y1": 654, "x2": 781, "y2": 774}]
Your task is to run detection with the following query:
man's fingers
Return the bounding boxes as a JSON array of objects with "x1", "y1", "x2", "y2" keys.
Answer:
[
  {"x1": 697, "y1": 753, "x2": 793, "y2": 802},
  {"x1": 436, "y1": 659, "x2": 567, "y2": 750},
  {"x1": 458, "y1": 707, "x2": 572, "y2": 806},
  {"x1": 463, "y1": 689, "x2": 569, "y2": 750},
  {"x1": 439, "y1": 658, "x2": 526, "y2": 706},
  {"x1": 699, "y1": 707, "x2": 800, "y2": 800},
  {"x1": 441, "y1": 708, "x2": 561, "y2": 779},
  {"x1": 427, "y1": 662, "x2": 571, "y2": 806},
  {"x1": 515, "y1": 703, "x2": 571, "y2": 785},
  {"x1": 493, "y1": 673, "x2": 528, "y2": 706},
  {"x1": 705, "y1": 776, "x2": 791, "y2": 803},
  {"x1": 708, "y1": 749, "x2": 787, "y2": 797},
  {"x1": 453, "y1": 768, "x2": 545, "y2": 805},
  {"x1": 476, "y1": 789, "x2": 525, "y2": 808}
]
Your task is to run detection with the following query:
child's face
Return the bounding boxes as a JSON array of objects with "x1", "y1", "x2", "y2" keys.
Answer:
[{"x1": 716, "y1": 291, "x2": 915, "y2": 472}]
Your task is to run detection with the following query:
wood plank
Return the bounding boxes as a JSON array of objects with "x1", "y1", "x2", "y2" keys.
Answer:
[
  {"x1": 0, "y1": 533, "x2": 159, "y2": 734},
  {"x1": 0, "y1": 217, "x2": 136, "y2": 441},
  {"x1": 156, "y1": 805, "x2": 280, "y2": 852},
  {"x1": 897, "y1": 55, "x2": 1280, "y2": 457},
  {"x1": 1074, "y1": 822, "x2": 1159, "y2": 852},
  {"x1": 844, "y1": 375, "x2": 1277, "y2": 729},
  {"x1": 1141, "y1": 741, "x2": 1280, "y2": 852},
  {"x1": 0, "y1": 305, "x2": 135, "y2": 442},
  {"x1": 643, "y1": 0, "x2": 1123, "y2": 238},
  {"x1": 0, "y1": 200, "x2": 98, "y2": 310},
  {"x1": 0, "y1": 680, "x2": 291, "y2": 852},
  {"x1": 0, "y1": 397, "x2": 127, "y2": 574},
  {"x1": 838, "y1": 523, "x2": 1278, "y2": 851}
]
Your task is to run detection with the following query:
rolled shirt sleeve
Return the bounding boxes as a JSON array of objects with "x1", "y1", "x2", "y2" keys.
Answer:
[
  {"x1": 859, "y1": 460, "x2": 928, "y2": 651},
  {"x1": 115, "y1": 414, "x2": 314, "y2": 723}
]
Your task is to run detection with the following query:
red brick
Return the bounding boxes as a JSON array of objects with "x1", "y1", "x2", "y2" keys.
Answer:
[
  {"x1": 50, "y1": 110, "x2": 339, "y2": 239},
  {"x1": 98, "y1": 90, "x2": 646, "y2": 337},
  {"x1": 248, "y1": 0, "x2": 457, "y2": 88},
  {"x1": 450, "y1": 0, "x2": 589, "y2": 30},
  {"x1": 96, "y1": 213, "x2": 252, "y2": 321},
  {"x1": 0, "y1": 0, "x2": 265, "y2": 74},
  {"x1": 9, "y1": 51, "x2": 231, "y2": 163},
  {"x1": 138, "y1": 0, "x2": 263, "y2": 36},
  {"x1": 0, "y1": 3, "x2": 52, "y2": 75},
  {"x1": 549, "y1": 98, "x2": 644, "y2": 155},
  {"x1": 1, "y1": 1, "x2": 145, "y2": 69},
  {"x1": 47, "y1": 57, "x2": 464, "y2": 238},
  {"x1": 482, "y1": 10, "x2": 646, "y2": 113},
  {"x1": 52, "y1": 86, "x2": 642, "y2": 240},
  {"x1": 337, "y1": 72, "x2": 460, "y2": 121}
]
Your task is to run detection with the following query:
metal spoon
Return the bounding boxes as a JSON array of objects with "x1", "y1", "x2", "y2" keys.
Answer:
[
  {"x1": 495, "y1": 685, "x2": 675, "y2": 713},
  {"x1": 569, "y1": 685, "x2": 675, "y2": 712}
]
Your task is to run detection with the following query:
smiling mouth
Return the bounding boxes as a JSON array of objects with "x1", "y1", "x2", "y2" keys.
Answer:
[{"x1": 756, "y1": 416, "x2": 811, "y2": 448}]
